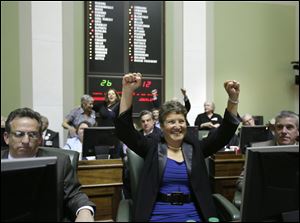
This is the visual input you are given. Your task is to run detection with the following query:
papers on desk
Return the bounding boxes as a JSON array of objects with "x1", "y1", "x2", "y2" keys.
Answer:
[{"x1": 85, "y1": 156, "x2": 96, "y2": 160}]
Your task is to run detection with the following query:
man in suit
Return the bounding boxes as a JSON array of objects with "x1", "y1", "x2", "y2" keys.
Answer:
[
  {"x1": 2, "y1": 107, "x2": 95, "y2": 221},
  {"x1": 138, "y1": 110, "x2": 162, "y2": 140},
  {"x1": 251, "y1": 111, "x2": 298, "y2": 147},
  {"x1": 41, "y1": 115, "x2": 59, "y2": 147},
  {"x1": 234, "y1": 110, "x2": 299, "y2": 209}
]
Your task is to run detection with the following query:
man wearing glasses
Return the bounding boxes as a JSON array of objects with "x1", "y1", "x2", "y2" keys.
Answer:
[{"x1": 1, "y1": 107, "x2": 95, "y2": 221}]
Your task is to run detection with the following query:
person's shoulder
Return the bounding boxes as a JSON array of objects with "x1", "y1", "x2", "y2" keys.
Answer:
[
  {"x1": 153, "y1": 126, "x2": 162, "y2": 134},
  {"x1": 66, "y1": 137, "x2": 79, "y2": 144},
  {"x1": 38, "y1": 147, "x2": 69, "y2": 158},
  {"x1": 70, "y1": 106, "x2": 81, "y2": 112},
  {"x1": 47, "y1": 129, "x2": 58, "y2": 135},
  {"x1": 67, "y1": 106, "x2": 82, "y2": 116}
]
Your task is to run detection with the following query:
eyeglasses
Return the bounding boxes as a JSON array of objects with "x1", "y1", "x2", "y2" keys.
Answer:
[{"x1": 10, "y1": 131, "x2": 40, "y2": 140}]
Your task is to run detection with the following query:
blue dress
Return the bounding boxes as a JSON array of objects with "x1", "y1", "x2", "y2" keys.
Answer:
[{"x1": 149, "y1": 158, "x2": 202, "y2": 222}]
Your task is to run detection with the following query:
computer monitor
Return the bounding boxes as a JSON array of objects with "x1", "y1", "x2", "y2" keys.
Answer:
[
  {"x1": 239, "y1": 125, "x2": 273, "y2": 154},
  {"x1": 241, "y1": 145, "x2": 299, "y2": 222},
  {"x1": 82, "y1": 127, "x2": 120, "y2": 159},
  {"x1": 253, "y1": 115, "x2": 264, "y2": 125},
  {"x1": 1, "y1": 157, "x2": 60, "y2": 221}
]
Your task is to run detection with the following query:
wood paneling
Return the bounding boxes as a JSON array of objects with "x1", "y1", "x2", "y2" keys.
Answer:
[
  {"x1": 208, "y1": 152, "x2": 245, "y2": 201},
  {"x1": 77, "y1": 159, "x2": 123, "y2": 222}
]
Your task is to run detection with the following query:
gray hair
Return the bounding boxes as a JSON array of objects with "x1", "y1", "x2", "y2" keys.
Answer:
[
  {"x1": 139, "y1": 110, "x2": 153, "y2": 120},
  {"x1": 275, "y1": 111, "x2": 299, "y2": 129},
  {"x1": 81, "y1": 94, "x2": 94, "y2": 104},
  {"x1": 204, "y1": 101, "x2": 215, "y2": 111}
]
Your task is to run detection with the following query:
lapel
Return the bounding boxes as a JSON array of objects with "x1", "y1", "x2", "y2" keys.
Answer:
[
  {"x1": 45, "y1": 129, "x2": 52, "y2": 139},
  {"x1": 157, "y1": 142, "x2": 167, "y2": 181},
  {"x1": 182, "y1": 142, "x2": 193, "y2": 176}
]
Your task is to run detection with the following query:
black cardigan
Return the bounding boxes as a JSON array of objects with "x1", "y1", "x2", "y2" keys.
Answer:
[{"x1": 115, "y1": 108, "x2": 240, "y2": 222}]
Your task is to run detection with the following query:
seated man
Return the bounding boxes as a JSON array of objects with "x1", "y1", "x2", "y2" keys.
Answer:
[
  {"x1": 241, "y1": 113, "x2": 256, "y2": 126},
  {"x1": 235, "y1": 110, "x2": 299, "y2": 207},
  {"x1": 41, "y1": 115, "x2": 59, "y2": 148},
  {"x1": 225, "y1": 113, "x2": 256, "y2": 152},
  {"x1": 139, "y1": 110, "x2": 162, "y2": 140},
  {"x1": 2, "y1": 107, "x2": 96, "y2": 221}
]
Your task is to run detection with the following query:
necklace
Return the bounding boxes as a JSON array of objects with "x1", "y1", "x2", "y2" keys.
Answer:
[{"x1": 167, "y1": 145, "x2": 182, "y2": 151}]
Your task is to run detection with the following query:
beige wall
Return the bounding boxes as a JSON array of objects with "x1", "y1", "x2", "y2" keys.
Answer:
[
  {"x1": 1, "y1": 1, "x2": 299, "y2": 126},
  {"x1": 1, "y1": 1, "x2": 21, "y2": 114},
  {"x1": 214, "y1": 2, "x2": 298, "y2": 123}
]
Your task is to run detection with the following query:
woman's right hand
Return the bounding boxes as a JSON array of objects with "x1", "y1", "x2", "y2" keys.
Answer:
[{"x1": 122, "y1": 73, "x2": 142, "y2": 92}]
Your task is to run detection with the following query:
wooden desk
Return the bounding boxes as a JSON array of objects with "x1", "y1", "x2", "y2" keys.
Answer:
[
  {"x1": 208, "y1": 152, "x2": 245, "y2": 201},
  {"x1": 77, "y1": 159, "x2": 123, "y2": 222}
]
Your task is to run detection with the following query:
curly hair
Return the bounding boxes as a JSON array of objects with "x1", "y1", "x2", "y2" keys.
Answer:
[{"x1": 159, "y1": 100, "x2": 187, "y2": 126}]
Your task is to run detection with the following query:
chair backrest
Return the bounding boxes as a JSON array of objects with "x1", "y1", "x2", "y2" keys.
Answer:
[
  {"x1": 58, "y1": 149, "x2": 80, "y2": 170},
  {"x1": 198, "y1": 130, "x2": 209, "y2": 140},
  {"x1": 39, "y1": 147, "x2": 79, "y2": 170},
  {"x1": 126, "y1": 148, "x2": 144, "y2": 201}
]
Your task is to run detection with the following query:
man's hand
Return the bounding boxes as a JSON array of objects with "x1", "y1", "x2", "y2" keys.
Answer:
[{"x1": 75, "y1": 209, "x2": 94, "y2": 222}]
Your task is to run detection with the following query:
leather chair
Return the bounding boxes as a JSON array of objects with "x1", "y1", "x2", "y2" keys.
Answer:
[
  {"x1": 57, "y1": 149, "x2": 80, "y2": 170},
  {"x1": 198, "y1": 130, "x2": 209, "y2": 140},
  {"x1": 233, "y1": 190, "x2": 242, "y2": 210},
  {"x1": 117, "y1": 149, "x2": 241, "y2": 222},
  {"x1": 39, "y1": 147, "x2": 80, "y2": 170}
]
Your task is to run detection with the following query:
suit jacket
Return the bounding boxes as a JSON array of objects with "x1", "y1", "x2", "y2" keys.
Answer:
[
  {"x1": 1, "y1": 147, "x2": 95, "y2": 221},
  {"x1": 115, "y1": 107, "x2": 240, "y2": 221},
  {"x1": 139, "y1": 126, "x2": 162, "y2": 142},
  {"x1": 42, "y1": 129, "x2": 59, "y2": 148}
]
